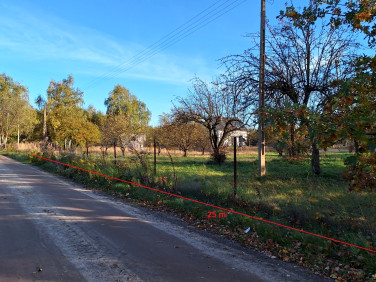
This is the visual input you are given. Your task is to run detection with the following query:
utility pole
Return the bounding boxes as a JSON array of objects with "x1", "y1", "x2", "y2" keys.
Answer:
[{"x1": 258, "y1": 0, "x2": 266, "y2": 176}]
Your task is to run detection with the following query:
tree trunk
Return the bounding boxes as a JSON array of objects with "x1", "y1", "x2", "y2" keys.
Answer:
[
  {"x1": 277, "y1": 145, "x2": 283, "y2": 156},
  {"x1": 113, "y1": 141, "x2": 117, "y2": 164},
  {"x1": 183, "y1": 149, "x2": 187, "y2": 157},
  {"x1": 0, "y1": 135, "x2": 4, "y2": 149},
  {"x1": 290, "y1": 122, "x2": 296, "y2": 157},
  {"x1": 212, "y1": 147, "x2": 225, "y2": 165},
  {"x1": 202, "y1": 147, "x2": 205, "y2": 155},
  {"x1": 2, "y1": 135, "x2": 7, "y2": 149},
  {"x1": 311, "y1": 142, "x2": 321, "y2": 175},
  {"x1": 86, "y1": 143, "x2": 89, "y2": 157},
  {"x1": 17, "y1": 124, "x2": 20, "y2": 147},
  {"x1": 121, "y1": 146, "x2": 125, "y2": 156},
  {"x1": 354, "y1": 139, "x2": 359, "y2": 154},
  {"x1": 4, "y1": 112, "x2": 9, "y2": 149},
  {"x1": 100, "y1": 145, "x2": 106, "y2": 160},
  {"x1": 42, "y1": 103, "x2": 47, "y2": 139}
]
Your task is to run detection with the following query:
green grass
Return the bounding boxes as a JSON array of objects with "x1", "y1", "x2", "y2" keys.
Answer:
[{"x1": 2, "y1": 149, "x2": 375, "y2": 280}]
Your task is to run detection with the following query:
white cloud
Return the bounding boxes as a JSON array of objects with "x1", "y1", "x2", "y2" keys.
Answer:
[
  {"x1": 0, "y1": 5, "x2": 127, "y2": 65},
  {"x1": 0, "y1": 2, "x2": 218, "y2": 86}
]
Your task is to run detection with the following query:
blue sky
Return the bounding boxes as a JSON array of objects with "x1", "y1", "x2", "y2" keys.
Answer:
[{"x1": 0, "y1": 0, "x2": 298, "y2": 125}]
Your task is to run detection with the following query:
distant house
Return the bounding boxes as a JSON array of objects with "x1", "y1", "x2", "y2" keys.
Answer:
[
  {"x1": 216, "y1": 120, "x2": 248, "y2": 147},
  {"x1": 124, "y1": 134, "x2": 146, "y2": 150}
]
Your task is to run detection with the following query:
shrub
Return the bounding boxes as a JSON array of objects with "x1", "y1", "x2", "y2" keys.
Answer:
[{"x1": 343, "y1": 153, "x2": 376, "y2": 192}]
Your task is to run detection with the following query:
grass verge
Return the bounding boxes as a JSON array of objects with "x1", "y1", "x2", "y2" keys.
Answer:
[{"x1": 1, "y1": 149, "x2": 375, "y2": 281}]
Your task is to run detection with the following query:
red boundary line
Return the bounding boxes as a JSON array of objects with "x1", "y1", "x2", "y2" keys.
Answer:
[{"x1": 32, "y1": 155, "x2": 376, "y2": 254}]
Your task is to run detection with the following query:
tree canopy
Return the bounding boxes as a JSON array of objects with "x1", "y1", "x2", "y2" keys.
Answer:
[
  {"x1": 0, "y1": 74, "x2": 32, "y2": 148},
  {"x1": 173, "y1": 77, "x2": 252, "y2": 163},
  {"x1": 103, "y1": 85, "x2": 151, "y2": 161},
  {"x1": 46, "y1": 75, "x2": 84, "y2": 144},
  {"x1": 222, "y1": 3, "x2": 358, "y2": 174}
]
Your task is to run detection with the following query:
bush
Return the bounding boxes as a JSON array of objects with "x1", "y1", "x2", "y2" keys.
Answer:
[{"x1": 343, "y1": 153, "x2": 376, "y2": 192}]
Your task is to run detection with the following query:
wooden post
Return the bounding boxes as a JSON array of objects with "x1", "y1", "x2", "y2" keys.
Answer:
[
  {"x1": 153, "y1": 138, "x2": 157, "y2": 175},
  {"x1": 258, "y1": 0, "x2": 266, "y2": 176},
  {"x1": 234, "y1": 136, "x2": 237, "y2": 199}
]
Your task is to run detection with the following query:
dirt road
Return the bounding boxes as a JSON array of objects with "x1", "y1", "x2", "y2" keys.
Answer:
[{"x1": 0, "y1": 155, "x2": 326, "y2": 281}]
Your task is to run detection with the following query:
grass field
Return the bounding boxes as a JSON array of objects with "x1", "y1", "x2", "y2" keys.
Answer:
[{"x1": 2, "y1": 148, "x2": 375, "y2": 280}]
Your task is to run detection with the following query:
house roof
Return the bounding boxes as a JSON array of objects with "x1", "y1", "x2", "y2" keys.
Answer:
[{"x1": 216, "y1": 119, "x2": 247, "y2": 132}]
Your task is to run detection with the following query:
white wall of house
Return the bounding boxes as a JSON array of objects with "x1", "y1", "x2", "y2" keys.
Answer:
[
  {"x1": 128, "y1": 134, "x2": 146, "y2": 149},
  {"x1": 219, "y1": 130, "x2": 248, "y2": 147}
]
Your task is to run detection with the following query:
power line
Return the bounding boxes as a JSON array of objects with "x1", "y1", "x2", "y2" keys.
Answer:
[
  {"x1": 83, "y1": 0, "x2": 247, "y2": 90},
  {"x1": 84, "y1": 0, "x2": 245, "y2": 89},
  {"x1": 84, "y1": 0, "x2": 229, "y2": 87},
  {"x1": 96, "y1": 0, "x2": 247, "y2": 83},
  {"x1": 103, "y1": 0, "x2": 247, "y2": 78}
]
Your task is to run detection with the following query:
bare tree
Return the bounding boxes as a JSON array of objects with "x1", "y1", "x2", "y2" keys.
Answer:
[
  {"x1": 35, "y1": 95, "x2": 48, "y2": 141},
  {"x1": 173, "y1": 77, "x2": 252, "y2": 163},
  {"x1": 221, "y1": 6, "x2": 358, "y2": 174}
]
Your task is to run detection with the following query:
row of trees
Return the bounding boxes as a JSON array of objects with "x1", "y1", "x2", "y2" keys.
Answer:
[
  {"x1": 0, "y1": 74, "x2": 152, "y2": 164},
  {"x1": 167, "y1": 0, "x2": 375, "y2": 190},
  {"x1": 170, "y1": 3, "x2": 356, "y2": 171},
  {"x1": 155, "y1": 113, "x2": 211, "y2": 157},
  {"x1": 0, "y1": 74, "x2": 216, "y2": 160},
  {"x1": 1, "y1": 0, "x2": 374, "y2": 190},
  {"x1": 0, "y1": 74, "x2": 36, "y2": 148}
]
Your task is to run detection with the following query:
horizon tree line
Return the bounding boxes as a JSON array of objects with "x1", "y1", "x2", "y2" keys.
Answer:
[{"x1": 0, "y1": 0, "x2": 374, "y2": 191}]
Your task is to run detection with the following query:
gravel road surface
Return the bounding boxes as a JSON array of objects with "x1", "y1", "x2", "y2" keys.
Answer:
[{"x1": 0, "y1": 155, "x2": 327, "y2": 281}]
